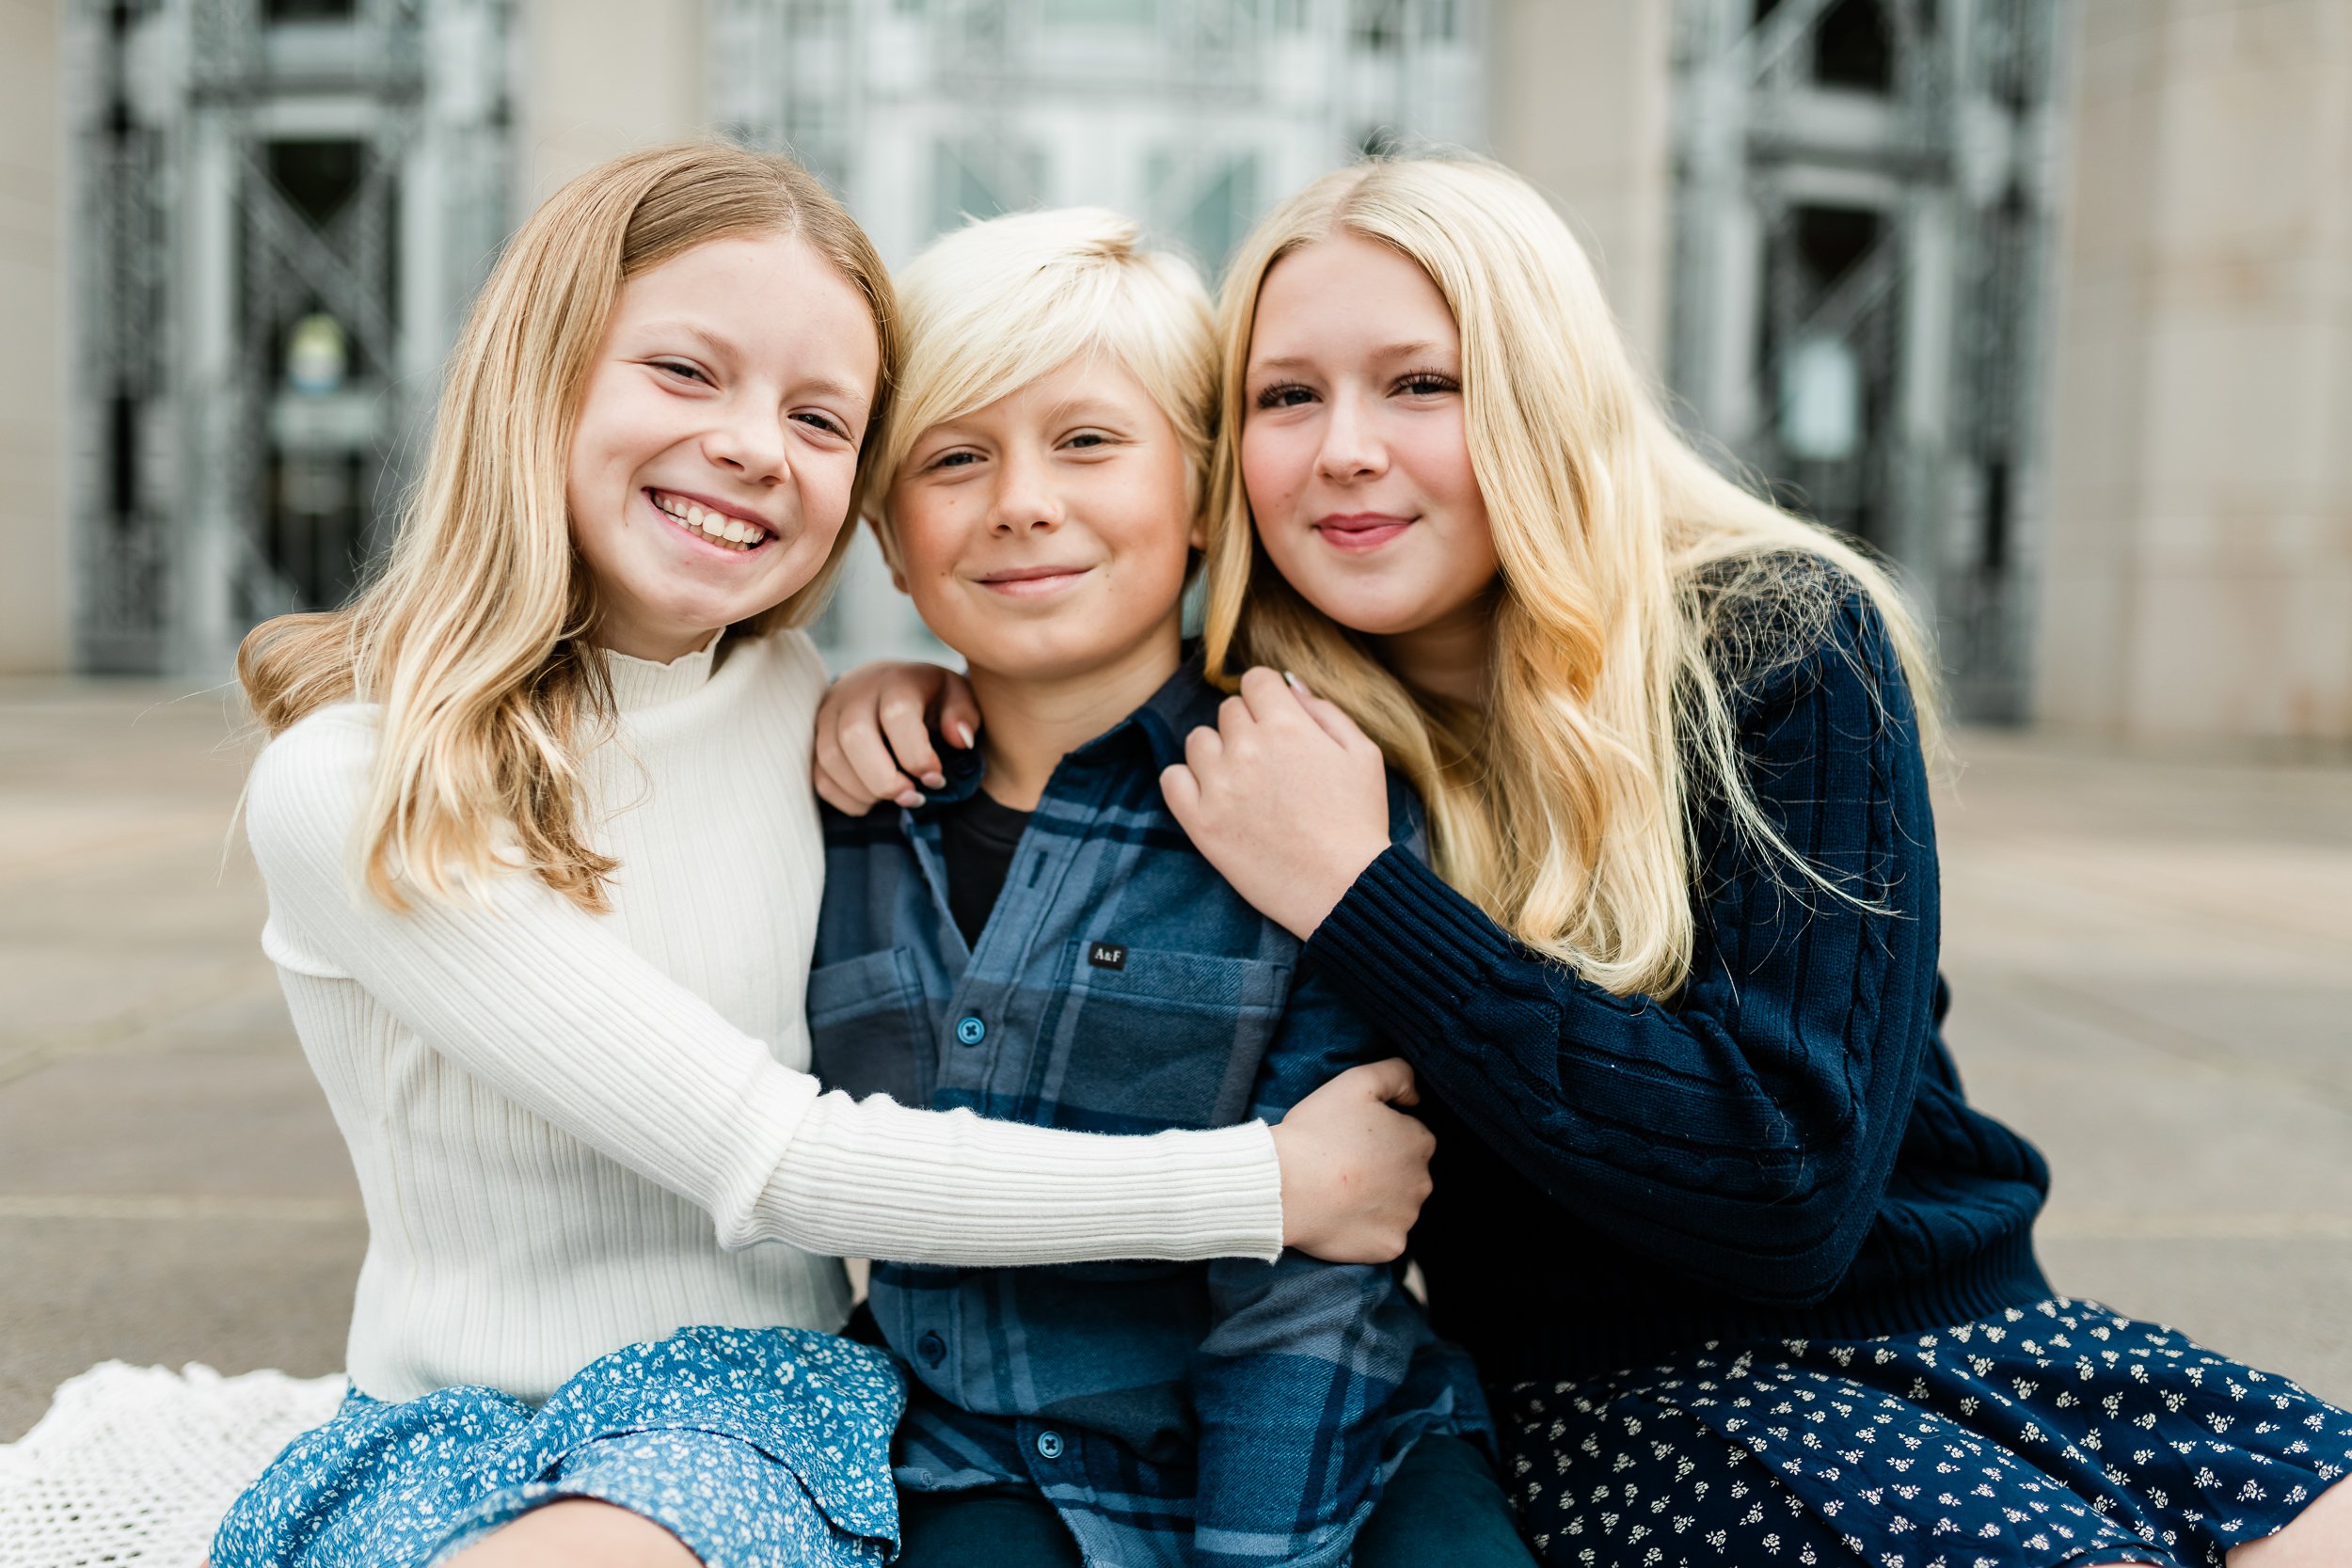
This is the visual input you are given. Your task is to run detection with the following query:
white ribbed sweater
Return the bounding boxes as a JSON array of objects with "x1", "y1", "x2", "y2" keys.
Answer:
[{"x1": 246, "y1": 629, "x2": 1282, "y2": 1403}]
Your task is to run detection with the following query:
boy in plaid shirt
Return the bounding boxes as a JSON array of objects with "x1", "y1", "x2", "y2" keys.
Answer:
[{"x1": 806, "y1": 210, "x2": 1506, "y2": 1567}]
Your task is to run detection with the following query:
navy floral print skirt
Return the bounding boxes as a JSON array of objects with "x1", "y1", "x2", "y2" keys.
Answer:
[
  {"x1": 212, "y1": 1324, "x2": 906, "y2": 1568},
  {"x1": 1504, "y1": 1298, "x2": 2352, "y2": 1568}
]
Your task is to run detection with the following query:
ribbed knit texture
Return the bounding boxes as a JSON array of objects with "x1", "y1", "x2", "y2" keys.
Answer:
[
  {"x1": 1303, "y1": 594, "x2": 2053, "y2": 1386},
  {"x1": 245, "y1": 629, "x2": 1281, "y2": 1405}
]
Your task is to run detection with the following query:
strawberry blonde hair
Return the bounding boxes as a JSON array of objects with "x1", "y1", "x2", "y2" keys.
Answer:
[{"x1": 240, "y1": 143, "x2": 898, "y2": 912}]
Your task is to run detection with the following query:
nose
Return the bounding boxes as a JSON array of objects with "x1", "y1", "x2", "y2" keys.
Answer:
[
  {"x1": 1315, "y1": 388, "x2": 1387, "y2": 483},
  {"x1": 700, "y1": 395, "x2": 790, "y2": 487},
  {"x1": 985, "y1": 446, "x2": 1063, "y2": 533}
]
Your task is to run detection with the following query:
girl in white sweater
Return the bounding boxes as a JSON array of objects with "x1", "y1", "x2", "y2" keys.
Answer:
[{"x1": 211, "y1": 145, "x2": 1434, "y2": 1568}]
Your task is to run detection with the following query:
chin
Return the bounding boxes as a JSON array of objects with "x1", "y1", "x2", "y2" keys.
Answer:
[
  {"x1": 968, "y1": 644, "x2": 1094, "y2": 685},
  {"x1": 652, "y1": 587, "x2": 772, "y2": 637},
  {"x1": 986, "y1": 620, "x2": 1139, "y2": 680},
  {"x1": 1293, "y1": 585, "x2": 1421, "y2": 639}
]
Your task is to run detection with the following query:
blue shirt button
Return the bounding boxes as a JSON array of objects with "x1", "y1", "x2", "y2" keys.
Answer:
[
  {"x1": 1035, "y1": 1430, "x2": 1063, "y2": 1460},
  {"x1": 955, "y1": 1015, "x2": 986, "y2": 1046},
  {"x1": 916, "y1": 1331, "x2": 946, "y2": 1367}
]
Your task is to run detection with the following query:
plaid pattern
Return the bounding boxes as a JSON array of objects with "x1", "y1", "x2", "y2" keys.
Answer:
[{"x1": 810, "y1": 657, "x2": 1486, "y2": 1568}]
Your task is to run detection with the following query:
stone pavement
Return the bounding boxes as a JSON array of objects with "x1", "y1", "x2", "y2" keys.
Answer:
[{"x1": 1, "y1": 682, "x2": 2347, "y2": 1441}]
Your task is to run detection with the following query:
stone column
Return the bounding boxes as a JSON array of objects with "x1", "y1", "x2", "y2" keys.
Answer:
[
  {"x1": 1486, "y1": 0, "x2": 1676, "y2": 369},
  {"x1": 519, "y1": 0, "x2": 709, "y2": 206},
  {"x1": 0, "y1": 0, "x2": 68, "y2": 675},
  {"x1": 2038, "y1": 0, "x2": 2352, "y2": 743},
  {"x1": 171, "y1": 104, "x2": 241, "y2": 677}
]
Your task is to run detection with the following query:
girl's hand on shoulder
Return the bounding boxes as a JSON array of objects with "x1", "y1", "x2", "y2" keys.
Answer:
[
  {"x1": 813, "y1": 659, "x2": 979, "y2": 815},
  {"x1": 1272, "y1": 1058, "x2": 1434, "y2": 1262},
  {"x1": 1160, "y1": 666, "x2": 1392, "y2": 940}
]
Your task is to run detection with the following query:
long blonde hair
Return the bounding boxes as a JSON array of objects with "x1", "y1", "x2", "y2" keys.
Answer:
[
  {"x1": 1202, "y1": 157, "x2": 1945, "y2": 998},
  {"x1": 240, "y1": 143, "x2": 898, "y2": 912}
]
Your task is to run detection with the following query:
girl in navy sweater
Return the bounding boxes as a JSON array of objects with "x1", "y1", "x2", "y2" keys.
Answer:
[{"x1": 818, "y1": 158, "x2": 2351, "y2": 1568}]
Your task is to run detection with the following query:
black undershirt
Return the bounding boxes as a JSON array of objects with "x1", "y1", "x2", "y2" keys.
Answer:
[{"x1": 939, "y1": 788, "x2": 1033, "y2": 947}]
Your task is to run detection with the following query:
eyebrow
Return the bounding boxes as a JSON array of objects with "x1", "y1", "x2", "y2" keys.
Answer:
[
  {"x1": 633, "y1": 318, "x2": 871, "y2": 413},
  {"x1": 637, "y1": 320, "x2": 737, "y2": 359},
  {"x1": 1039, "y1": 395, "x2": 1137, "y2": 425},
  {"x1": 803, "y1": 376, "x2": 873, "y2": 416},
  {"x1": 1248, "y1": 340, "x2": 1447, "y2": 372}
]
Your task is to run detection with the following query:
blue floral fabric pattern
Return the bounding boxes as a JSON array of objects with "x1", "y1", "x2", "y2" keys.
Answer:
[
  {"x1": 212, "y1": 1325, "x2": 905, "y2": 1568},
  {"x1": 1503, "y1": 1299, "x2": 2352, "y2": 1568}
]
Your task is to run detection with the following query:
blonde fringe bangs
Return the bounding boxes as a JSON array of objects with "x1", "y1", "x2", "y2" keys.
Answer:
[
  {"x1": 1202, "y1": 157, "x2": 1946, "y2": 998},
  {"x1": 868, "y1": 207, "x2": 1216, "y2": 554},
  {"x1": 239, "y1": 142, "x2": 899, "y2": 913}
]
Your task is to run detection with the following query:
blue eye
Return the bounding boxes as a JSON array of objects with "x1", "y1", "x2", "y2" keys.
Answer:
[
  {"x1": 652, "y1": 360, "x2": 709, "y2": 384},
  {"x1": 1397, "y1": 372, "x2": 1459, "y2": 397},
  {"x1": 1254, "y1": 384, "x2": 1314, "y2": 410}
]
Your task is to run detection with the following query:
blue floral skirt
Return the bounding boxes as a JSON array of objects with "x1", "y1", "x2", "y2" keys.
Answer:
[
  {"x1": 212, "y1": 1324, "x2": 906, "y2": 1568},
  {"x1": 1503, "y1": 1298, "x2": 2352, "y2": 1568}
]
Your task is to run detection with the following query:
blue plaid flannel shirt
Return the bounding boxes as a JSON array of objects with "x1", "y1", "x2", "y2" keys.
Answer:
[{"x1": 808, "y1": 657, "x2": 1486, "y2": 1568}]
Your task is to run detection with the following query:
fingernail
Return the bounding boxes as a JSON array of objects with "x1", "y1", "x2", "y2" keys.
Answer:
[
  {"x1": 952, "y1": 722, "x2": 976, "y2": 750},
  {"x1": 896, "y1": 790, "x2": 924, "y2": 809},
  {"x1": 1282, "y1": 670, "x2": 1305, "y2": 691},
  {"x1": 922, "y1": 771, "x2": 946, "y2": 790}
]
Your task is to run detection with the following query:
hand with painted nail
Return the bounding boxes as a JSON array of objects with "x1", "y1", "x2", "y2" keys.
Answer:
[
  {"x1": 1160, "y1": 666, "x2": 1392, "y2": 941},
  {"x1": 813, "y1": 659, "x2": 980, "y2": 815}
]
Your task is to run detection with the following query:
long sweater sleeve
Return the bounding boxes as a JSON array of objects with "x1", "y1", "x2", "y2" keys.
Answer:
[
  {"x1": 246, "y1": 710, "x2": 1282, "y2": 1273},
  {"x1": 1303, "y1": 594, "x2": 1939, "y2": 1306}
]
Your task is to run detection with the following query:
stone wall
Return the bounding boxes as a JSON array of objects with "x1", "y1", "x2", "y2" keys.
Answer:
[
  {"x1": 2039, "y1": 0, "x2": 2352, "y2": 743},
  {"x1": 519, "y1": 0, "x2": 711, "y2": 206},
  {"x1": 0, "y1": 0, "x2": 66, "y2": 675}
]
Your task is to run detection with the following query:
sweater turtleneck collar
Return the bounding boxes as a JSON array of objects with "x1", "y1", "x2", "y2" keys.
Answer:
[{"x1": 600, "y1": 631, "x2": 723, "y2": 713}]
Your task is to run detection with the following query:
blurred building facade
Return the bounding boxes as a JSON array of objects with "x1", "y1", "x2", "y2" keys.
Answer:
[
  {"x1": 9, "y1": 0, "x2": 2349, "y2": 745},
  {"x1": 63, "y1": 0, "x2": 512, "y2": 674},
  {"x1": 1671, "y1": 0, "x2": 2067, "y2": 721}
]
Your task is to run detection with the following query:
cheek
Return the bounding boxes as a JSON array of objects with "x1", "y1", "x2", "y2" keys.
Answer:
[
  {"x1": 805, "y1": 446, "x2": 862, "y2": 513},
  {"x1": 1238, "y1": 423, "x2": 1301, "y2": 519},
  {"x1": 1130, "y1": 515, "x2": 1197, "y2": 595},
  {"x1": 562, "y1": 441, "x2": 616, "y2": 548},
  {"x1": 1401, "y1": 422, "x2": 1493, "y2": 551},
  {"x1": 885, "y1": 495, "x2": 962, "y2": 588},
  {"x1": 565, "y1": 380, "x2": 654, "y2": 520},
  {"x1": 1253, "y1": 524, "x2": 1345, "y2": 632},
  {"x1": 1400, "y1": 410, "x2": 1477, "y2": 501}
]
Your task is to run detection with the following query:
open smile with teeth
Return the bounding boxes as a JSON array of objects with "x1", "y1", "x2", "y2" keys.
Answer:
[{"x1": 649, "y1": 489, "x2": 772, "y2": 553}]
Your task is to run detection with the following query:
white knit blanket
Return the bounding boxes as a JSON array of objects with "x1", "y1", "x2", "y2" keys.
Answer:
[{"x1": 0, "y1": 1363, "x2": 346, "y2": 1568}]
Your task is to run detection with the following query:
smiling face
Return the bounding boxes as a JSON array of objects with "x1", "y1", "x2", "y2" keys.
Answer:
[
  {"x1": 1239, "y1": 232, "x2": 1500, "y2": 681},
  {"x1": 564, "y1": 230, "x2": 881, "y2": 662},
  {"x1": 884, "y1": 354, "x2": 1197, "y2": 689}
]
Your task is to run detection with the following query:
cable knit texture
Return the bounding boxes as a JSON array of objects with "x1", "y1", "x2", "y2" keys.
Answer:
[
  {"x1": 245, "y1": 628, "x2": 1281, "y2": 1405},
  {"x1": 1304, "y1": 593, "x2": 2053, "y2": 1386}
]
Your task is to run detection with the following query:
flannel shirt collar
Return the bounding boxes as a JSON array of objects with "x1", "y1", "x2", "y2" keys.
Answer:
[{"x1": 914, "y1": 647, "x2": 1223, "y2": 814}]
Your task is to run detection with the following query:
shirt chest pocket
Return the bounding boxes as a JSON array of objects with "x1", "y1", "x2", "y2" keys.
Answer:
[
  {"x1": 806, "y1": 947, "x2": 935, "y2": 1107},
  {"x1": 1048, "y1": 943, "x2": 1293, "y2": 1132}
]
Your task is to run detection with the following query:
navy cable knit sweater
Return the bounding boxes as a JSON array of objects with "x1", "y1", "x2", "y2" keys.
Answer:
[{"x1": 1301, "y1": 590, "x2": 2054, "y2": 1386}]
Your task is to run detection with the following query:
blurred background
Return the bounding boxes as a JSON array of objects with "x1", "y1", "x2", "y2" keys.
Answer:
[
  {"x1": 4, "y1": 0, "x2": 2345, "y2": 742},
  {"x1": 2, "y1": 0, "x2": 2348, "y2": 1445}
]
